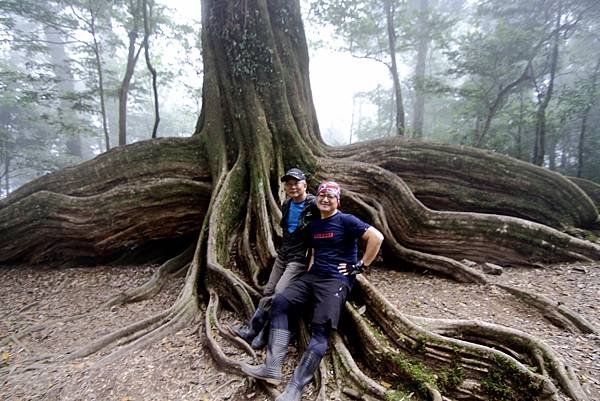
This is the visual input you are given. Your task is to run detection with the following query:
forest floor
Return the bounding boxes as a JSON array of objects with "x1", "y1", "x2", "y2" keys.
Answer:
[{"x1": 0, "y1": 261, "x2": 598, "y2": 401}]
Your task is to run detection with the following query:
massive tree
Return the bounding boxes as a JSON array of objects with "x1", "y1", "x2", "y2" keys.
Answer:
[{"x1": 1, "y1": 1, "x2": 599, "y2": 400}]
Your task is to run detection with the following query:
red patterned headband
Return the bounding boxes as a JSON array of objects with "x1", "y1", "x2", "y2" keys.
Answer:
[{"x1": 317, "y1": 181, "x2": 341, "y2": 200}]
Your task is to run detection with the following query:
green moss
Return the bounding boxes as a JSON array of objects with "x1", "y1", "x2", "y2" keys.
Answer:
[
  {"x1": 480, "y1": 355, "x2": 544, "y2": 401},
  {"x1": 411, "y1": 335, "x2": 427, "y2": 354},
  {"x1": 388, "y1": 352, "x2": 437, "y2": 397},
  {"x1": 362, "y1": 313, "x2": 387, "y2": 343},
  {"x1": 437, "y1": 358, "x2": 464, "y2": 391},
  {"x1": 584, "y1": 231, "x2": 598, "y2": 242}
]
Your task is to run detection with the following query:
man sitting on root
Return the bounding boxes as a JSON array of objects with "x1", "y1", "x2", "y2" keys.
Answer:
[
  {"x1": 242, "y1": 181, "x2": 384, "y2": 401},
  {"x1": 234, "y1": 168, "x2": 317, "y2": 349}
]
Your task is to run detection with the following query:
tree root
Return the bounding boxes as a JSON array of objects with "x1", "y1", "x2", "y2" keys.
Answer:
[
  {"x1": 65, "y1": 255, "x2": 202, "y2": 366},
  {"x1": 102, "y1": 244, "x2": 195, "y2": 308},
  {"x1": 318, "y1": 158, "x2": 600, "y2": 265},
  {"x1": 330, "y1": 138, "x2": 599, "y2": 229},
  {"x1": 324, "y1": 161, "x2": 597, "y2": 334},
  {"x1": 329, "y1": 332, "x2": 388, "y2": 399},
  {"x1": 206, "y1": 289, "x2": 257, "y2": 361},
  {"x1": 205, "y1": 290, "x2": 280, "y2": 400},
  {"x1": 350, "y1": 274, "x2": 589, "y2": 401},
  {"x1": 494, "y1": 283, "x2": 598, "y2": 334},
  {"x1": 406, "y1": 315, "x2": 590, "y2": 401}
]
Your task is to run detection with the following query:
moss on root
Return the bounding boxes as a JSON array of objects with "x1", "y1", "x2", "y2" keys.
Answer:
[
  {"x1": 387, "y1": 352, "x2": 438, "y2": 398},
  {"x1": 436, "y1": 357, "x2": 465, "y2": 392},
  {"x1": 480, "y1": 355, "x2": 544, "y2": 401}
]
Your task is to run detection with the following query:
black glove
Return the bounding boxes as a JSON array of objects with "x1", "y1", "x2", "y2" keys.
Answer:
[{"x1": 349, "y1": 259, "x2": 365, "y2": 275}]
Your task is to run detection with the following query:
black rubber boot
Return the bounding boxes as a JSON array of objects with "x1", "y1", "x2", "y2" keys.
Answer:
[
  {"x1": 241, "y1": 328, "x2": 290, "y2": 385},
  {"x1": 275, "y1": 349, "x2": 322, "y2": 401},
  {"x1": 234, "y1": 307, "x2": 268, "y2": 344},
  {"x1": 251, "y1": 320, "x2": 269, "y2": 350}
]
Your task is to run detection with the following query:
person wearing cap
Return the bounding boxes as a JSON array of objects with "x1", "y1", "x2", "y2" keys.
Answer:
[
  {"x1": 234, "y1": 168, "x2": 318, "y2": 349},
  {"x1": 242, "y1": 181, "x2": 384, "y2": 401}
]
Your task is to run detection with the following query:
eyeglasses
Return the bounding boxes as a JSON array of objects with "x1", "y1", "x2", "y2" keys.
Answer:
[{"x1": 317, "y1": 193, "x2": 338, "y2": 200}]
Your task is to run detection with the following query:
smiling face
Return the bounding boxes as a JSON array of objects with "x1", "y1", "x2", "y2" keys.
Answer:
[
  {"x1": 284, "y1": 179, "x2": 307, "y2": 202},
  {"x1": 316, "y1": 191, "x2": 339, "y2": 217}
]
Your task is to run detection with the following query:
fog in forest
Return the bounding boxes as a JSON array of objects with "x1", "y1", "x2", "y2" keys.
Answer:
[{"x1": 1, "y1": 0, "x2": 599, "y2": 197}]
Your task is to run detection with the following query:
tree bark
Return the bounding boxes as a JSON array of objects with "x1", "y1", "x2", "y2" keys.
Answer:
[
  {"x1": 87, "y1": 2, "x2": 111, "y2": 152},
  {"x1": 0, "y1": 1, "x2": 598, "y2": 400},
  {"x1": 533, "y1": 4, "x2": 561, "y2": 166},
  {"x1": 43, "y1": 22, "x2": 82, "y2": 158},
  {"x1": 142, "y1": 0, "x2": 160, "y2": 139},
  {"x1": 384, "y1": 0, "x2": 405, "y2": 136},
  {"x1": 3, "y1": 150, "x2": 9, "y2": 196},
  {"x1": 411, "y1": 0, "x2": 429, "y2": 140},
  {"x1": 577, "y1": 54, "x2": 600, "y2": 177},
  {"x1": 118, "y1": 0, "x2": 143, "y2": 146}
]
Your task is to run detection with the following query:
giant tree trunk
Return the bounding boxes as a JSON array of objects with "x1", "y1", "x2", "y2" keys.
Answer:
[{"x1": 1, "y1": 1, "x2": 599, "y2": 400}]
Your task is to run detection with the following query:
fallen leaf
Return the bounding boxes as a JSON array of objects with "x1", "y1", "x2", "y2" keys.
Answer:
[{"x1": 380, "y1": 380, "x2": 392, "y2": 388}]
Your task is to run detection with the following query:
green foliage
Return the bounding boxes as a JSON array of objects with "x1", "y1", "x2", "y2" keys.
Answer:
[
  {"x1": 353, "y1": 85, "x2": 394, "y2": 142},
  {"x1": 308, "y1": 0, "x2": 600, "y2": 183},
  {"x1": 0, "y1": 0, "x2": 202, "y2": 195}
]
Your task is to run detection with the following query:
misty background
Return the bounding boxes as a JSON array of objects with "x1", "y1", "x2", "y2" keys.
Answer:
[{"x1": 1, "y1": 0, "x2": 599, "y2": 198}]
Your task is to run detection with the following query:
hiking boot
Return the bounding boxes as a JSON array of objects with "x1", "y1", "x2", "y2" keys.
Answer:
[
  {"x1": 276, "y1": 349, "x2": 322, "y2": 401},
  {"x1": 234, "y1": 307, "x2": 268, "y2": 344},
  {"x1": 242, "y1": 328, "x2": 290, "y2": 385},
  {"x1": 251, "y1": 321, "x2": 269, "y2": 350}
]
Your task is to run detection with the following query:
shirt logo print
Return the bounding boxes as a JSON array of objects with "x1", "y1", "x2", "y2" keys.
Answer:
[{"x1": 314, "y1": 232, "x2": 335, "y2": 239}]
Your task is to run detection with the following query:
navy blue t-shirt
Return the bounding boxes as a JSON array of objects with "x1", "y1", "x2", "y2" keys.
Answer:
[{"x1": 309, "y1": 212, "x2": 370, "y2": 283}]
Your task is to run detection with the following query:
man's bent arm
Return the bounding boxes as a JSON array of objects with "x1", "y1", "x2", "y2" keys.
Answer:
[{"x1": 360, "y1": 227, "x2": 384, "y2": 266}]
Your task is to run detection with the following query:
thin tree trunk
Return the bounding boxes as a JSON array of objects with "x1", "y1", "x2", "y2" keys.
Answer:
[
  {"x1": 576, "y1": 113, "x2": 588, "y2": 177},
  {"x1": 577, "y1": 54, "x2": 600, "y2": 177},
  {"x1": 118, "y1": 0, "x2": 143, "y2": 146},
  {"x1": 43, "y1": 23, "x2": 82, "y2": 158},
  {"x1": 411, "y1": 0, "x2": 429, "y2": 140},
  {"x1": 384, "y1": 0, "x2": 405, "y2": 136},
  {"x1": 549, "y1": 131, "x2": 557, "y2": 171},
  {"x1": 350, "y1": 95, "x2": 356, "y2": 144},
  {"x1": 533, "y1": 3, "x2": 561, "y2": 166},
  {"x1": 476, "y1": 64, "x2": 531, "y2": 147},
  {"x1": 516, "y1": 89, "x2": 524, "y2": 160},
  {"x1": 3, "y1": 153, "x2": 9, "y2": 196},
  {"x1": 88, "y1": 2, "x2": 111, "y2": 152},
  {"x1": 142, "y1": 0, "x2": 160, "y2": 139}
]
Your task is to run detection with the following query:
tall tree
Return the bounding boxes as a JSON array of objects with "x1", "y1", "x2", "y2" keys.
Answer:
[
  {"x1": 310, "y1": 0, "x2": 406, "y2": 136},
  {"x1": 532, "y1": 1, "x2": 563, "y2": 166},
  {"x1": 410, "y1": 0, "x2": 429, "y2": 139},
  {"x1": 43, "y1": 20, "x2": 83, "y2": 158},
  {"x1": 1, "y1": 1, "x2": 599, "y2": 400},
  {"x1": 117, "y1": 0, "x2": 143, "y2": 146},
  {"x1": 383, "y1": 0, "x2": 405, "y2": 135},
  {"x1": 141, "y1": 0, "x2": 160, "y2": 139},
  {"x1": 575, "y1": 54, "x2": 600, "y2": 177}
]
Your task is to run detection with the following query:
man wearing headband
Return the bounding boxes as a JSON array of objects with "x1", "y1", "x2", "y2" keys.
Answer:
[
  {"x1": 234, "y1": 168, "x2": 318, "y2": 349},
  {"x1": 243, "y1": 181, "x2": 384, "y2": 401}
]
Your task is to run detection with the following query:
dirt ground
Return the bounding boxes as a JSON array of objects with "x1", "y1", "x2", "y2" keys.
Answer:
[{"x1": 1, "y1": 262, "x2": 598, "y2": 401}]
